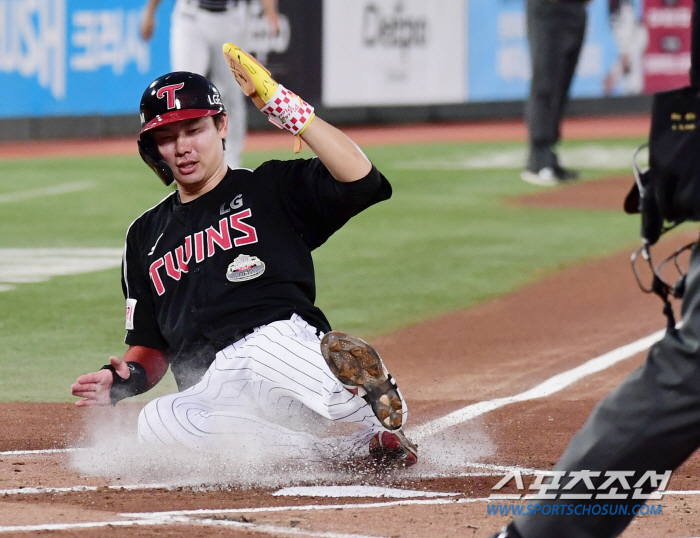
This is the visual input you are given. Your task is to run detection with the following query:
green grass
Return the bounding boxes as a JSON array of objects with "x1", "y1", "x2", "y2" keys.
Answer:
[{"x1": 0, "y1": 137, "x2": 648, "y2": 401}]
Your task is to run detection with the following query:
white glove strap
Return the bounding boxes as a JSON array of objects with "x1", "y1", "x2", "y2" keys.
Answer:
[{"x1": 261, "y1": 84, "x2": 315, "y2": 135}]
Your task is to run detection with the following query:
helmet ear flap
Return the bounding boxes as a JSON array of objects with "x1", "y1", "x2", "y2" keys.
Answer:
[{"x1": 138, "y1": 136, "x2": 175, "y2": 186}]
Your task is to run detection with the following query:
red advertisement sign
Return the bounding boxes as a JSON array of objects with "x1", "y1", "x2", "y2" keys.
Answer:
[{"x1": 643, "y1": 0, "x2": 693, "y2": 92}]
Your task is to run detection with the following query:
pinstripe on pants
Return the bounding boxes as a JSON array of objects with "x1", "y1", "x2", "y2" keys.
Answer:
[{"x1": 137, "y1": 315, "x2": 398, "y2": 460}]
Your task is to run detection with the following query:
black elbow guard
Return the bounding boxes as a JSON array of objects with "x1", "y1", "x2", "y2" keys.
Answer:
[{"x1": 100, "y1": 362, "x2": 149, "y2": 406}]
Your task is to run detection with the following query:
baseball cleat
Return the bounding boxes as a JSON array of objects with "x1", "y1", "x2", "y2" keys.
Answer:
[
  {"x1": 320, "y1": 331, "x2": 407, "y2": 431},
  {"x1": 369, "y1": 430, "x2": 418, "y2": 468},
  {"x1": 222, "y1": 43, "x2": 279, "y2": 109}
]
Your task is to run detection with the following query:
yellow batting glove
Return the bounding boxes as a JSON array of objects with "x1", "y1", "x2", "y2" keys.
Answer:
[
  {"x1": 222, "y1": 42, "x2": 278, "y2": 108},
  {"x1": 223, "y1": 43, "x2": 315, "y2": 153}
]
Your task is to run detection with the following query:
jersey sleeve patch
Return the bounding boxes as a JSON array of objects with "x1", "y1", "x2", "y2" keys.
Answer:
[{"x1": 125, "y1": 298, "x2": 137, "y2": 330}]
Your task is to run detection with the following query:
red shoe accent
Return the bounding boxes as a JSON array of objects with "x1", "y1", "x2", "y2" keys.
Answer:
[{"x1": 369, "y1": 430, "x2": 418, "y2": 468}]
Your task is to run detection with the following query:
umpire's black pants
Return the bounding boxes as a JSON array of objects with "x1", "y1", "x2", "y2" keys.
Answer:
[
  {"x1": 514, "y1": 233, "x2": 700, "y2": 537},
  {"x1": 525, "y1": 0, "x2": 587, "y2": 170}
]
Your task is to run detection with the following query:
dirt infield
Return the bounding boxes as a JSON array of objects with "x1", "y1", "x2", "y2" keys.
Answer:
[{"x1": 6, "y1": 115, "x2": 700, "y2": 537}]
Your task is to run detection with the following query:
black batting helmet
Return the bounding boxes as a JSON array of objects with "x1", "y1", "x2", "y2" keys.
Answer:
[
  {"x1": 138, "y1": 72, "x2": 225, "y2": 185},
  {"x1": 139, "y1": 71, "x2": 225, "y2": 134}
]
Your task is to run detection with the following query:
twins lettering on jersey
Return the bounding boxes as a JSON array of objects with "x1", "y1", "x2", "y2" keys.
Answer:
[{"x1": 149, "y1": 208, "x2": 258, "y2": 295}]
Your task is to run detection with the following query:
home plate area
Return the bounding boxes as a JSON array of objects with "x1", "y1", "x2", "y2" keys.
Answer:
[
  {"x1": 5, "y1": 120, "x2": 700, "y2": 537},
  {"x1": 4, "y1": 272, "x2": 700, "y2": 538},
  {"x1": 4, "y1": 227, "x2": 700, "y2": 536}
]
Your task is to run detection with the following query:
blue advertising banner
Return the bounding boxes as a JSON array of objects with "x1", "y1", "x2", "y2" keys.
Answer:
[
  {"x1": 466, "y1": 0, "x2": 639, "y2": 102},
  {"x1": 0, "y1": 0, "x2": 651, "y2": 120},
  {"x1": 0, "y1": 0, "x2": 318, "y2": 119},
  {"x1": 0, "y1": 0, "x2": 173, "y2": 118}
]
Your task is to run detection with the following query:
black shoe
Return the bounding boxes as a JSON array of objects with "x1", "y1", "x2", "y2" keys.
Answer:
[{"x1": 553, "y1": 165, "x2": 580, "y2": 181}]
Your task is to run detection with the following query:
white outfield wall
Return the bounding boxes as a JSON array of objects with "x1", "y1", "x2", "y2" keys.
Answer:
[{"x1": 321, "y1": 0, "x2": 467, "y2": 107}]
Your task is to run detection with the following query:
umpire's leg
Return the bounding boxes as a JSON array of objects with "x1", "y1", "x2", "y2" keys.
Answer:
[
  {"x1": 549, "y1": 0, "x2": 587, "y2": 151},
  {"x1": 525, "y1": 0, "x2": 586, "y2": 171},
  {"x1": 514, "y1": 236, "x2": 700, "y2": 538},
  {"x1": 525, "y1": 0, "x2": 559, "y2": 170}
]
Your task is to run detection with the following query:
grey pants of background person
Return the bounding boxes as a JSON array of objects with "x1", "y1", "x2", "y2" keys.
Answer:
[
  {"x1": 525, "y1": 0, "x2": 587, "y2": 171},
  {"x1": 513, "y1": 234, "x2": 700, "y2": 537}
]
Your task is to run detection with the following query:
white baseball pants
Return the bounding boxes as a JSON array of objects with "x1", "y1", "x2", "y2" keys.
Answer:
[
  {"x1": 137, "y1": 315, "x2": 386, "y2": 461},
  {"x1": 170, "y1": 0, "x2": 248, "y2": 169}
]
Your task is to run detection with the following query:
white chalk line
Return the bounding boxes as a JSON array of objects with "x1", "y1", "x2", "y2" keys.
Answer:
[
  {"x1": 410, "y1": 328, "x2": 666, "y2": 442},
  {"x1": 0, "y1": 181, "x2": 94, "y2": 204},
  {"x1": 0, "y1": 327, "x2": 673, "y2": 535},
  {"x1": 0, "y1": 499, "x2": 467, "y2": 536},
  {"x1": 0, "y1": 483, "x2": 174, "y2": 496},
  {"x1": 0, "y1": 447, "x2": 82, "y2": 456},
  {"x1": 0, "y1": 514, "x2": 389, "y2": 537},
  {"x1": 0, "y1": 482, "x2": 464, "y2": 498},
  {"x1": 3, "y1": 493, "x2": 699, "y2": 535}
]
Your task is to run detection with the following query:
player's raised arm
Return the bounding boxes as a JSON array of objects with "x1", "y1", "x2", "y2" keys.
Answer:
[
  {"x1": 298, "y1": 118, "x2": 372, "y2": 183},
  {"x1": 222, "y1": 43, "x2": 372, "y2": 183},
  {"x1": 140, "y1": 0, "x2": 163, "y2": 42},
  {"x1": 260, "y1": 0, "x2": 280, "y2": 36}
]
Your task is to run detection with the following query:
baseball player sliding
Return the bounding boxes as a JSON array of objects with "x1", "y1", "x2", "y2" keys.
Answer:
[{"x1": 71, "y1": 44, "x2": 417, "y2": 468}]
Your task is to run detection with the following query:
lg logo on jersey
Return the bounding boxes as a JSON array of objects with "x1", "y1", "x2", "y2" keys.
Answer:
[
  {"x1": 220, "y1": 194, "x2": 243, "y2": 215},
  {"x1": 148, "y1": 208, "x2": 258, "y2": 295}
]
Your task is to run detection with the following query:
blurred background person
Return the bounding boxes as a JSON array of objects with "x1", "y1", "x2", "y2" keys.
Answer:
[
  {"x1": 604, "y1": 0, "x2": 648, "y2": 96},
  {"x1": 521, "y1": 0, "x2": 591, "y2": 187},
  {"x1": 140, "y1": 0, "x2": 280, "y2": 169}
]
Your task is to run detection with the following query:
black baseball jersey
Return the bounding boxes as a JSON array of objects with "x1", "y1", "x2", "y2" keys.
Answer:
[{"x1": 122, "y1": 158, "x2": 391, "y2": 389}]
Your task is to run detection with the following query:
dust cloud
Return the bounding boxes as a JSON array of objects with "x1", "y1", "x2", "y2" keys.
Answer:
[{"x1": 70, "y1": 404, "x2": 495, "y2": 489}]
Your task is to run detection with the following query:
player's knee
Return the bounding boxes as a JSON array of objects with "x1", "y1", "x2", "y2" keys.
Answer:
[
  {"x1": 137, "y1": 396, "x2": 173, "y2": 444},
  {"x1": 137, "y1": 399, "x2": 157, "y2": 442}
]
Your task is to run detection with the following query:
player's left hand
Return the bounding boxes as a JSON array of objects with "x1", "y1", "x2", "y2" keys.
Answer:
[{"x1": 71, "y1": 356, "x2": 130, "y2": 407}]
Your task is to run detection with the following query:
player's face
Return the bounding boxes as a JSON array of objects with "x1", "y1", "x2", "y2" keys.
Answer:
[{"x1": 151, "y1": 115, "x2": 228, "y2": 196}]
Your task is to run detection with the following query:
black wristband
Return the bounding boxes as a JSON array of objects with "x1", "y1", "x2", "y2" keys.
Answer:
[{"x1": 100, "y1": 362, "x2": 148, "y2": 406}]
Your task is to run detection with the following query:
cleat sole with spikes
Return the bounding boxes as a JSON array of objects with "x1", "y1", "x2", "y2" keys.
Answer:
[{"x1": 321, "y1": 331, "x2": 406, "y2": 431}]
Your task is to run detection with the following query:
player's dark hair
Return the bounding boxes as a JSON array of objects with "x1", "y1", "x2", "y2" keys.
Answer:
[
  {"x1": 213, "y1": 112, "x2": 227, "y2": 151},
  {"x1": 138, "y1": 133, "x2": 175, "y2": 187}
]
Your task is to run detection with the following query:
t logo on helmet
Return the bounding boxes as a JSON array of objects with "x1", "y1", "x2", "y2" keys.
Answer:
[{"x1": 156, "y1": 83, "x2": 185, "y2": 110}]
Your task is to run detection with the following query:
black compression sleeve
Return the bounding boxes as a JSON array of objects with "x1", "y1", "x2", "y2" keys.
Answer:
[{"x1": 100, "y1": 362, "x2": 149, "y2": 406}]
